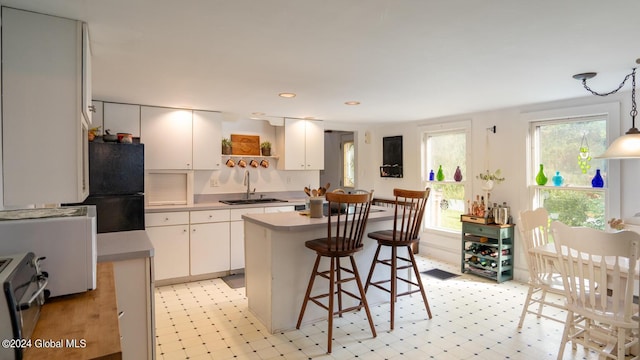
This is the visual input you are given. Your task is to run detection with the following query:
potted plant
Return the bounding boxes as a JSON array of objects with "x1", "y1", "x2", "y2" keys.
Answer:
[
  {"x1": 477, "y1": 169, "x2": 505, "y2": 191},
  {"x1": 260, "y1": 141, "x2": 271, "y2": 156},
  {"x1": 222, "y1": 138, "x2": 232, "y2": 155}
]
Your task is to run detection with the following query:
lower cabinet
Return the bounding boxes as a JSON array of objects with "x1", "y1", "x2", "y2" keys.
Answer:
[
  {"x1": 145, "y1": 212, "x2": 190, "y2": 281},
  {"x1": 190, "y1": 209, "x2": 231, "y2": 275},
  {"x1": 113, "y1": 257, "x2": 155, "y2": 360}
]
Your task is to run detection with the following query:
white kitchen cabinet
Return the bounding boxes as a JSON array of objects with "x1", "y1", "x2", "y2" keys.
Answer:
[
  {"x1": 113, "y1": 257, "x2": 155, "y2": 360},
  {"x1": 193, "y1": 111, "x2": 223, "y2": 170},
  {"x1": 277, "y1": 118, "x2": 324, "y2": 170},
  {"x1": 191, "y1": 222, "x2": 230, "y2": 275},
  {"x1": 230, "y1": 207, "x2": 264, "y2": 271},
  {"x1": 141, "y1": 106, "x2": 222, "y2": 170},
  {"x1": 141, "y1": 106, "x2": 193, "y2": 170},
  {"x1": 82, "y1": 23, "x2": 93, "y2": 125},
  {"x1": 1, "y1": 7, "x2": 90, "y2": 206},
  {"x1": 146, "y1": 212, "x2": 190, "y2": 280},
  {"x1": 104, "y1": 102, "x2": 141, "y2": 137},
  {"x1": 190, "y1": 209, "x2": 230, "y2": 275}
]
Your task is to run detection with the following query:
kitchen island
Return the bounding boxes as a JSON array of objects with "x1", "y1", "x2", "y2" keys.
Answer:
[{"x1": 242, "y1": 207, "x2": 399, "y2": 333}]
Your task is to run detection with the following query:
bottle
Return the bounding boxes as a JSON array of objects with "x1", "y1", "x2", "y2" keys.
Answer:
[
  {"x1": 454, "y1": 166, "x2": 463, "y2": 182},
  {"x1": 591, "y1": 169, "x2": 604, "y2": 188},
  {"x1": 535, "y1": 164, "x2": 548, "y2": 185},
  {"x1": 429, "y1": 169, "x2": 435, "y2": 181},
  {"x1": 552, "y1": 171, "x2": 564, "y2": 186},
  {"x1": 436, "y1": 165, "x2": 445, "y2": 181}
]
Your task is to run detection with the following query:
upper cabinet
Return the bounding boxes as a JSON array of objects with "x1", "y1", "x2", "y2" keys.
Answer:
[
  {"x1": 192, "y1": 110, "x2": 222, "y2": 170},
  {"x1": 104, "y1": 103, "x2": 141, "y2": 137},
  {"x1": 82, "y1": 23, "x2": 93, "y2": 125},
  {"x1": 141, "y1": 106, "x2": 222, "y2": 170},
  {"x1": 276, "y1": 118, "x2": 324, "y2": 170},
  {"x1": 1, "y1": 7, "x2": 90, "y2": 206}
]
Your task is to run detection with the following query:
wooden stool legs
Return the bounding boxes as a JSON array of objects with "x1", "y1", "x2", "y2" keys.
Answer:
[
  {"x1": 296, "y1": 254, "x2": 376, "y2": 354},
  {"x1": 364, "y1": 243, "x2": 432, "y2": 330}
]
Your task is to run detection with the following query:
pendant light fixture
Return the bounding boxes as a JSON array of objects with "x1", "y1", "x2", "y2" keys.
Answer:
[{"x1": 573, "y1": 58, "x2": 640, "y2": 159}]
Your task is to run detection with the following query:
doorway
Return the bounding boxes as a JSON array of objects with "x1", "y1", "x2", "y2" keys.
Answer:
[{"x1": 321, "y1": 130, "x2": 355, "y2": 192}]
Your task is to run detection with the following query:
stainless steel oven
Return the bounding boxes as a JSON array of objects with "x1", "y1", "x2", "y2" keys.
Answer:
[{"x1": 0, "y1": 252, "x2": 48, "y2": 360}]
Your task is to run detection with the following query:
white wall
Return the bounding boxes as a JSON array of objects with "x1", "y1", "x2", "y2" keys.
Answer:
[{"x1": 367, "y1": 91, "x2": 636, "y2": 281}]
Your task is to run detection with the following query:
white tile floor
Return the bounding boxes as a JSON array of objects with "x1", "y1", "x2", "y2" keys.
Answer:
[{"x1": 154, "y1": 255, "x2": 617, "y2": 360}]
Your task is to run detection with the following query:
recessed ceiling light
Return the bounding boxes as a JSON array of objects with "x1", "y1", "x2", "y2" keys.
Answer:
[
  {"x1": 279, "y1": 92, "x2": 296, "y2": 98},
  {"x1": 345, "y1": 101, "x2": 360, "y2": 105},
  {"x1": 303, "y1": 116, "x2": 315, "y2": 120},
  {"x1": 251, "y1": 112, "x2": 266, "y2": 116}
]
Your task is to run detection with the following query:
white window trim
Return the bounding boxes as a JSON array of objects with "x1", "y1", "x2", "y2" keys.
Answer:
[
  {"x1": 420, "y1": 120, "x2": 472, "y2": 235},
  {"x1": 521, "y1": 102, "x2": 621, "y2": 220}
]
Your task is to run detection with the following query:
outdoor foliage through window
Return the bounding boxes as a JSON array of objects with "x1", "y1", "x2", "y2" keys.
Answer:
[
  {"x1": 533, "y1": 118, "x2": 607, "y2": 229},
  {"x1": 424, "y1": 131, "x2": 466, "y2": 232}
]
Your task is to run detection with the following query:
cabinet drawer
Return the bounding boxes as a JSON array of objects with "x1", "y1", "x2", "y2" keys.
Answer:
[
  {"x1": 145, "y1": 211, "x2": 189, "y2": 227},
  {"x1": 230, "y1": 207, "x2": 264, "y2": 221},
  {"x1": 190, "y1": 209, "x2": 230, "y2": 223},
  {"x1": 462, "y1": 223, "x2": 500, "y2": 238}
]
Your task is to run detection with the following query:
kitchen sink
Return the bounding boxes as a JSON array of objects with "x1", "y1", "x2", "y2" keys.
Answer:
[{"x1": 220, "y1": 198, "x2": 288, "y2": 205}]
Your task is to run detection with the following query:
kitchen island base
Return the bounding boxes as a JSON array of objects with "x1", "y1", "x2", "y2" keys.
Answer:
[{"x1": 243, "y1": 209, "x2": 404, "y2": 333}]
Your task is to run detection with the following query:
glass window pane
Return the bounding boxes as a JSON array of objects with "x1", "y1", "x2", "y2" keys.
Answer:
[
  {"x1": 538, "y1": 188, "x2": 606, "y2": 229},
  {"x1": 343, "y1": 141, "x2": 354, "y2": 187},
  {"x1": 537, "y1": 119, "x2": 607, "y2": 187},
  {"x1": 427, "y1": 132, "x2": 466, "y2": 180},
  {"x1": 427, "y1": 183, "x2": 465, "y2": 231},
  {"x1": 424, "y1": 129, "x2": 467, "y2": 232},
  {"x1": 533, "y1": 117, "x2": 607, "y2": 230}
]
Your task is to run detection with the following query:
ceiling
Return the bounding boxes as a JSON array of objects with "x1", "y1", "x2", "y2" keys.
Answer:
[{"x1": 3, "y1": 0, "x2": 639, "y2": 124}]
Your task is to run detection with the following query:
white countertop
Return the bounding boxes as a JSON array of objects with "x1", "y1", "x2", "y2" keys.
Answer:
[
  {"x1": 97, "y1": 230, "x2": 154, "y2": 262},
  {"x1": 145, "y1": 198, "x2": 306, "y2": 213}
]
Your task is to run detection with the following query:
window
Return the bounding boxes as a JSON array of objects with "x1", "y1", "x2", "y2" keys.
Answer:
[
  {"x1": 530, "y1": 116, "x2": 608, "y2": 229},
  {"x1": 343, "y1": 140, "x2": 355, "y2": 187},
  {"x1": 422, "y1": 122, "x2": 470, "y2": 232}
]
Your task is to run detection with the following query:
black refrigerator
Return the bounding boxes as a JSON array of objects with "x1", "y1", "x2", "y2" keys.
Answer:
[{"x1": 80, "y1": 141, "x2": 145, "y2": 233}]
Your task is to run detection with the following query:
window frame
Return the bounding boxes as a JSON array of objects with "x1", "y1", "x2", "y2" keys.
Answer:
[
  {"x1": 421, "y1": 120, "x2": 472, "y2": 234},
  {"x1": 523, "y1": 103, "x2": 621, "y2": 222}
]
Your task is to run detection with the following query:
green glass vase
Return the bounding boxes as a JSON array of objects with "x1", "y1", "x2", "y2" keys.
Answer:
[
  {"x1": 436, "y1": 165, "x2": 445, "y2": 181},
  {"x1": 535, "y1": 164, "x2": 547, "y2": 185}
]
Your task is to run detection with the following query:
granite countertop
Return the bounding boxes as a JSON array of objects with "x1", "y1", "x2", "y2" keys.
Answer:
[
  {"x1": 97, "y1": 230, "x2": 154, "y2": 262},
  {"x1": 242, "y1": 205, "x2": 395, "y2": 232}
]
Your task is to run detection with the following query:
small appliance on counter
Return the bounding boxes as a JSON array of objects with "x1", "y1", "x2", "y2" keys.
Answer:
[
  {"x1": 0, "y1": 206, "x2": 97, "y2": 298},
  {"x1": 0, "y1": 252, "x2": 48, "y2": 360}
]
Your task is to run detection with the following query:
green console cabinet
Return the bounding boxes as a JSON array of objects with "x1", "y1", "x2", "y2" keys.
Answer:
[{"x1": 461, "y1": 221, "x2": 515, "y2": 283}]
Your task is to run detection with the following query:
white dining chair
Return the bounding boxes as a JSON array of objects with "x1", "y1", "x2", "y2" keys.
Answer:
[
  {"x1": 517, "y1": 208, "x2": 567, "y2": 328},
  {"x1": 551, "y1": 221, "x2": 640, "y2": 360}
]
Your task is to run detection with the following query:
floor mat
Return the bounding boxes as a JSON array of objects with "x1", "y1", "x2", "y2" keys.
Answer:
[
  {"x1": 221, "y1": 274, "x2": 245, "y2": 289},
  {"x1": 421, "y1": 268, "x2": 459, "y2": 280}
]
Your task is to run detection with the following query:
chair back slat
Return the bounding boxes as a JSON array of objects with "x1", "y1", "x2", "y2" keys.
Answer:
[
  {"x1": 391, "y1": 188, "x2": 430, "y2": 242},
  {"x1": 518, "y1": 208, "x2": 555, "y2": 286},
  {"x1": 325, "y1": 191, "x2": 374, "y2": 252},
  {"x1": 551, "y1": 221, "x2": 640, "y2": 324}
]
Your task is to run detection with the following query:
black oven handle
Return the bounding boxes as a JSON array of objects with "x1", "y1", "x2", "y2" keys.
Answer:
[{"x1": 18, "y1": 276, "x2": 49, "y2": 311}]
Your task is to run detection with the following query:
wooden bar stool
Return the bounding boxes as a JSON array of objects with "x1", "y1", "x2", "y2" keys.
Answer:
[
  {"x1": 296, "y1": 190, "x2": 376, "y2": 353},
  {"x1": 364, "y1": 188, "x2": 432, "y2": 330}
]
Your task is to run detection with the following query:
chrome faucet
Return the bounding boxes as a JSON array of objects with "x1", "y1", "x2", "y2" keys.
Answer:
[{"x1": 244, "y1": 170, "x2": 255, "y2": 199}]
